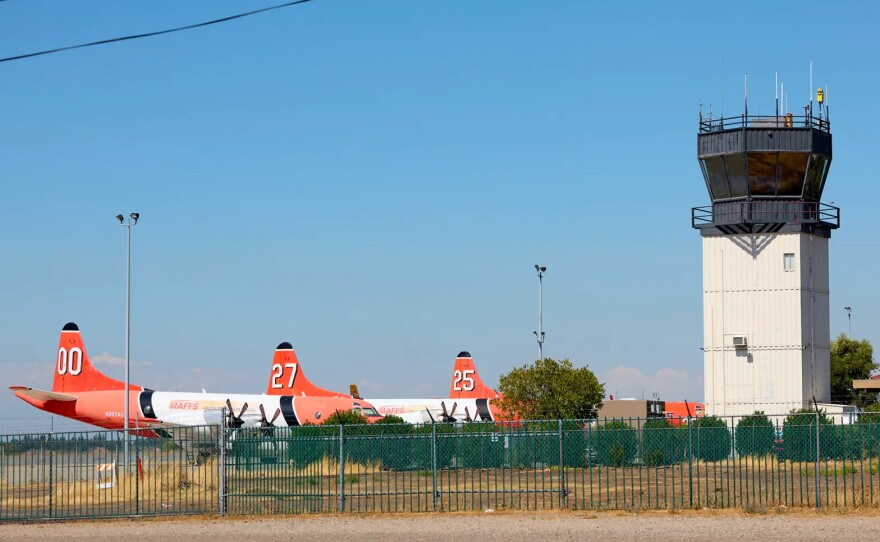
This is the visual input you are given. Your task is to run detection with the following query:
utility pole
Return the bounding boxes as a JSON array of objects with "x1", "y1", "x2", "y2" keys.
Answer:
[
  {"x1": 845, "y1": 306, "x2": 852, "y2": 338},
  {"x1": 533, "y1": 265, "x2": 546, "y2": 360},
  {"x1": 117, "y1": 212, "x2": 139, "y2": 466}
]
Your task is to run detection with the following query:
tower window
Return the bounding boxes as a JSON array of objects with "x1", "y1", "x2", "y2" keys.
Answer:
[{"x1": 784, "y1": 253, "x2": 795, "y2": 271}]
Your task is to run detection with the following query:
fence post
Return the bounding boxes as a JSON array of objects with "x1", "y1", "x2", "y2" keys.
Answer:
[
  {"x1": 815, "y1": 410, "x2": 821, "y2": 509},
  {"x1": 431, "y1": 422, "x2": 438, "y2": 512},
  {"x1": 557, "y1": 419, "x2": 565, "y2": 507},
  {"x1": 219, "y1": 409, "x2": 227, "y2": 516},
  {"x1": 47, "y1": 433, "x2": 53, "y2": 519},
  {"x1": 339, "y1": 424, "x2": 346, "y2": 513},
  {"x1": 687, "y1": 419, "x2": 693, "y2": 509},
  {"x1": 135, "y1": 429, "x2": 140, "y2": 515}
]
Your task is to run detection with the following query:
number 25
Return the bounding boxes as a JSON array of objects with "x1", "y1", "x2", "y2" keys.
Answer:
[{"x1": 453, "y1": 369, "x2": 475, "y2": 391}]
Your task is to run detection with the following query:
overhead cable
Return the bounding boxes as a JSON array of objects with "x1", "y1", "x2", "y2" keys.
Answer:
[{"x1": 0, "y1": 0, "x2": 314, "y2": 64}]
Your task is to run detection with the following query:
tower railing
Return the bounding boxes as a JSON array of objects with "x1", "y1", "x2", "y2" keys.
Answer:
[
  {"x1": 699, "y1": 113, "x2": 830, "y2": 134},
  {"x1": 692, "y1": 200, "x2": 839, "y2": 228}
]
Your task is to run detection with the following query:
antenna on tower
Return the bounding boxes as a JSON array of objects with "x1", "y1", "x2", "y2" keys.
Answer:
[
  {"x1": 809, "y1": 60, "x2": 814, "y2": 115},
  {"x1": 744, "y1": 73, "x2": 748, "y2": 117},
  {"x1": 775, "y1": 71, "x2": 779, "y2": 120},
  {"x1": 720, "y1": 54, "x2": 724, "y2": 117}
]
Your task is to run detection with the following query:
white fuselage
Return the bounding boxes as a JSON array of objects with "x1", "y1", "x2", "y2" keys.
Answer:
[
  {"x1": 146, "y1": 391, "x2": 290, "y2": 427},
  {"x1": 367, "y1": 397, "x2": 492, "y2": 424}
]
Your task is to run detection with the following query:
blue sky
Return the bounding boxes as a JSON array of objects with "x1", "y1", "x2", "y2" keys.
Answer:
[{"x1": 2, "y1": 1, "x2": 878, "y2": 431}]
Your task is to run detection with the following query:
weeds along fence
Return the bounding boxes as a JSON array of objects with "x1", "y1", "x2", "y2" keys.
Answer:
[
  {"x1": 5, "y1": 413, "x2": 880, "y2": 520},
  {"x1": 0, "y1": 426, "x2": 218, "y2": 520}
]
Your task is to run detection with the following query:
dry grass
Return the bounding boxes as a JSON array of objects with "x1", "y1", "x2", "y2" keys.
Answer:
[{"x1": 6, "y1": 455, "x2": 880, "y2": 517}]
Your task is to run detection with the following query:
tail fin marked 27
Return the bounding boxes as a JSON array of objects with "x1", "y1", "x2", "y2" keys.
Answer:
[{"x1": 266, "y1": 342, "x2": 347, "y2": 397}]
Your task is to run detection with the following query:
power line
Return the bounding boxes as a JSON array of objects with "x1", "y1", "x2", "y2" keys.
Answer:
[{"x1": 0, "y1": 0, "x2": 314, "y2": 64}]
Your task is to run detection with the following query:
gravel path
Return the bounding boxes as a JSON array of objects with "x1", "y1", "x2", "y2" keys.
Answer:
[{"x1": 3, "y1": 512, "x2": 880, "y2": 541}]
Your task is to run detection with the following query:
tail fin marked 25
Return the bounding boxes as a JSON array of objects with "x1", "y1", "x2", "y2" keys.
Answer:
[
  {"x1": 52, "y1": 322, "x2": 141, "y2": 393},
  {"x1": 266, "y1": 342, "x2": 347, "y2": 397},
  {"x1": 449, "y1": 351, "x2": 498, "y2": 399}
]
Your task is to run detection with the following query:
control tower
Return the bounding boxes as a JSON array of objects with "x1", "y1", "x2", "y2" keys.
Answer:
[{"x1": 692, "y1": 94, "x2": 838, "y2": 418}]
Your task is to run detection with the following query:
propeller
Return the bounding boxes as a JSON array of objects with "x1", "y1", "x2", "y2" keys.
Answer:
[
  {"x1": 259, "y1": 404, "x2": 282, "y2": 436},
  {"x1": 225, "y1": 399, "x2": 248, "y2": 429},
  {"x1": 464, "y1": 406, "x2": 472, "y2": 422},
  {"x1": 440, "y1": 401, "x2": 458, "y2": 423}
]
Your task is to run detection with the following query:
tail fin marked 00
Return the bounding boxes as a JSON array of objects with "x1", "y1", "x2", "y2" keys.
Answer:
[
  {"x1": 52, "y1": 323, "x2": 142, "y2": 394},
  {"x1": 266, "y1": 342, "x2": 347, "y2": 397},
  {"x1": 449, "y1": 351, "x2": 498, "y2": 399}
]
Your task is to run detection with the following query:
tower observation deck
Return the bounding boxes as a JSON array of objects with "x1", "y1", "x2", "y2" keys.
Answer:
[
  {"x1": 693, "y1": 113, "x2": 838, "y2": 233},
  {"x1": 692, "y1": 96, "x2": 839, "y2": 418}
]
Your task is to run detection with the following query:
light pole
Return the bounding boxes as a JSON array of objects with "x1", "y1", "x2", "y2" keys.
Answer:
[
  {"x1": 533, "y1": 265, "x2": 546, "y2": 360},
  {"x1": 117, "y1": 212, "x2": 139, "y2": 465},
  {"x1": 845, "y1": 306, "x2": 852, "y2": 338}
]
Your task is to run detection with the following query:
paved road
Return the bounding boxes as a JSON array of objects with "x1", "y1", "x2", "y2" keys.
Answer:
[{"x1": 3, "y1": 512, "x2": 879, "y2": 541}]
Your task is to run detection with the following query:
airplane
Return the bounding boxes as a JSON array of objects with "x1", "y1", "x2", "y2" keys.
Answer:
[
  {"x1": 265, "y1": 346, "x2": 509, "y2": 423},
  {"x1": 10, "y1": 323, "x2": 383, "y2": 440}
]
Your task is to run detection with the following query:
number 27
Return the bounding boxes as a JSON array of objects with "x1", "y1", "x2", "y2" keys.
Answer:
[{"x1": 271, "y1": 363, "x2": 297, "y2": 389}]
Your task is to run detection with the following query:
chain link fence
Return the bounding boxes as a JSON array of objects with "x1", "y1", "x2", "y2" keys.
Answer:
[{"x1": 5, "y1": 413, "x2": 880, "y2": 520}]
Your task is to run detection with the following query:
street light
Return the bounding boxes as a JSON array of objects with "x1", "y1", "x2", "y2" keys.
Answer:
[
  {"x1": 533, "y1": 265, "x2": 547, "y2": 360},
  {"x1": 117, "y1": 212, "x2": 139, "y2": 465},
  {"x1": 845, "y1": 306, "x2": 852, "y2": 338}
]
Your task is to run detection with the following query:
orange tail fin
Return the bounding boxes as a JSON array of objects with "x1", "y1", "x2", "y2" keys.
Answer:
[
  {"x1": 449, "y1": 351, "x2": 498, "y2": 399},
  {"x1": 52, "y1": 323, "x2": 141, "y2": 393},
  {"x1": 266, "y1": 342, "x2": 347, "y2": 397}
]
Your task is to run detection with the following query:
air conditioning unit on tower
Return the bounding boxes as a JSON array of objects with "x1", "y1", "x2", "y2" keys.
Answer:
[{"x1": 732, "y1": 336, "x2": 748, "y2": 349}]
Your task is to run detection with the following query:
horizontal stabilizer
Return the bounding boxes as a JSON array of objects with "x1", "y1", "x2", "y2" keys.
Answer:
[{"x1": 10, "y1": 386, "x2": 78, "y2": 402}]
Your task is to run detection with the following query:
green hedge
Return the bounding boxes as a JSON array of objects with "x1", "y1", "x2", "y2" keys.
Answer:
[
  {"x1": 735, "y1": 412, "x2": 776, "y2": 457},
  {"x1": 641, "y1": 419, "x2": 685, "y2": 466},
  {"x1": 589, "y1": 421, "x2": 637, "y2": 467},
  {"x1": 288, "y1": 424, "x2": 337, "y2": 467},
  {"x1": 781, "y1": 411, "x2": 832, "y2": 461},
  {"x1": 456, "y1": 422, "x2": 505, "y2": 468},
  {"x1": 689, "y1": 417, "x2": 731, "y2": 462}
]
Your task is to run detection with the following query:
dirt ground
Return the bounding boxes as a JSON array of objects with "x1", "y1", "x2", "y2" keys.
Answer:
[{"x1": 3, "y1": 510, "x2": 880, "y2": 542}]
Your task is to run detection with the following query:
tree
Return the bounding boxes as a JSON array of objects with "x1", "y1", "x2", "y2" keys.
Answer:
[
  {"x1": 496, "y1": 357, "x2": 605, "y2": 420},
  {"x1": 830, "y1": 334, "x2": 877, "y2": 408}
]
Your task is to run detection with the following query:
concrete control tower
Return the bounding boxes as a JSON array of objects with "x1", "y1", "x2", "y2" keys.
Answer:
[{"x1": 692, "y1": 92, "x2": 838, "y2": 418}]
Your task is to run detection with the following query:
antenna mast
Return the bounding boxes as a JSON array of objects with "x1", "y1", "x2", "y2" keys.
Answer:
[{"x1": 776, "y1": 71, "x2": 779, "y2": 119}]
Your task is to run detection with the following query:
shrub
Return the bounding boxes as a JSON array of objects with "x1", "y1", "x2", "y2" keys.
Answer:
[
  {"x1": 507, "y1": 420, "x2": 561, "y2": 468},
  {"x1": 858, "y1": 404, "x2": 880, "y2": 457},
  {"x1": 641, "y1": 419, "x2": 684, "y2": 466},
  {"x1": 288, "y1": 424, "x2": 336, "y2": 467},
  {"x1": 689, "y1": 417, "x2": 731, "y2": 462},
  {"x1": 781, "y1": 409, "x2": 832, "y2": 461},
  {"x1": 456, "y1": 422, "x2": 505, "y2": 468},
  {"x1": 368, "y1": 418, "x2": 414, "y2": 470},
  {"x1": 411, "y1": 423, "x2": 455, "y2": 469},
  {"x1": 589, "y1": 420, "x2": 636, "y2": 467},
  {"x1": 735, "y1": 412, "x2": 775, "y2": 457},
  {"x1": 321, "y1": 410, "x2": 369, "y2": 426}
]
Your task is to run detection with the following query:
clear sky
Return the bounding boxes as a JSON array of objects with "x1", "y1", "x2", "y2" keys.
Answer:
[{"x1": 2, "y1": 1, "x2": 878, "y2": 432}]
